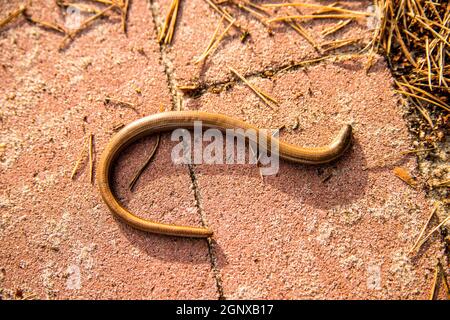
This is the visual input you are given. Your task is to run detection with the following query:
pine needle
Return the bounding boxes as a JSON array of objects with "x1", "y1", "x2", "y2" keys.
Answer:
[
  {"x1": 262, "y1": 3, "x2": 374, "y2": 17},
  {"x1": 121, "y1": 0, "x2": 130, "y2": 33},
  {"x1": 60, "y1": 4, "x2": 115, "y2": 49},
  {"x1": 88, "y1": 133, "x2": 94, "y2": 184},
  {"x1": 425, "y1": 37, "x2": 433, "y2": 90},
  {"x1": 195, "y1": 16, "x2": 235, "y2": 63},
  {"x1": 203, "y1": 0, "x2": 247, "y2": 36},
  {"x1": 394, "y1": 90, "x2": 450, "y2": 113},
  {"x1": 128, "y1": 134, "x2": 161, "y2": 191},
  {"x1": 0, "y1": 5, "x2": 26, "y2": 29},
  {"x1": 195, "y1": 13, "x2": 223, "y2": 62},
  {"x1": 321, "y1": 37, "x2": 362, "y2": 52},
  {"x1": 408, "y1": 202, "x2": 438, "y2": 254},
  {"x1": 159, "y1": 0, "x2": 180, "y2": 44},
  {"x1": 413, "y1": 214, "x2": 450, "y2": 253},
  {"x1": 438, "y1": 260, "x2": 450, "y2": 300},
  {"x1": 395, "y1": 81, "x2": 450, "y2": 111},
  {"x1": 287, "y1": 20, "x2": 321, "y2": 51},
  {"x1": 56, "y1": 1, "x2": 102, "y2": 14},
  {"x1": 24, "y1": 13, "x2": 68, "y2": 34},
  {"x1": 267, "y1": 14, "x2": 367, "y2": 24},
  {"x1": 229, "y1": 66, "x2": 279, "y2": 108},
  {"x1": 400, "y1": 147, "x2": 436, "y2": 155},
  {"x1": 429, "y1": 261, "x2": 440, "y2": 300},
  {"x1": 71, "y1": 136, "x2": 89, "y2": 180},
  {"x1": 432, "y1": 179, "x2": 450, "y2": 188}
]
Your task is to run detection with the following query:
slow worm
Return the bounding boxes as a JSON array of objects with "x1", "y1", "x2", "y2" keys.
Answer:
[{"x1": 97, "y1": 111, "x2": 352, "y2": 238}]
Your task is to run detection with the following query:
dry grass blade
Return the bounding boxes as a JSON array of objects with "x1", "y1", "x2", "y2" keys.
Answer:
[
  {"x1": 0, "y1": 5, "x2": 26, "y2": 29},
  {"x1": 128, "y1": 134, "x2": 161, "y2": 191},
  {"x1": 229, "y1": 66, "x2": 279, "y2": 108}
]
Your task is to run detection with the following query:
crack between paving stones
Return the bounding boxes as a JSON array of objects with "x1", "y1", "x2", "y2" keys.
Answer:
[
  {"x1": 148, "y1": 0, "x2": 225, "y2": 300},
  {"x1": 180, "y1": 53, "x2": 372, "y2": 100},
  {"x1": 187, "y1": 164, "x2": 226, "y2": 300}
]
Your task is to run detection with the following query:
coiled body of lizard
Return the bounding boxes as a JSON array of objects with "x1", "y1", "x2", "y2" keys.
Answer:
[{"x1": 97, "y1": 111, "x2": 352, "y2": 238}]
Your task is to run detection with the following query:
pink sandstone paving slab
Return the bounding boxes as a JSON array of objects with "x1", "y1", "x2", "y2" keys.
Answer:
[
  {"x1": 183, "y1": 58, "x2": 441, "y2": 299},
  {"x1": 0, "y1": 1, "x2": 217, "y2": 299},
  {"x1": 0, "y1": 0, "x2": 444, "y2": 300},
  {"x1": 152, "y1": 0, "x2": 374, "y2": 86}
]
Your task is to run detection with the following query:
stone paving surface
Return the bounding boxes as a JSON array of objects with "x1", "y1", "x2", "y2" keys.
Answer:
[
  {"x1": 184, "y1": 60, "x2": 439, "y2": 299},
  {"x1": 0, "y1": 0, "x2": 217, "y2": 299},
  {"x1": 0, "y1": 0, "x2": 442, "y2": 299},
  {"x1": 153, "y1": 0, "x2": 372, "y2": 86}
]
